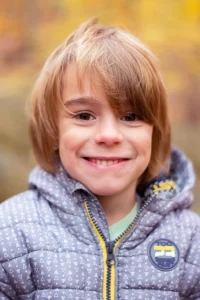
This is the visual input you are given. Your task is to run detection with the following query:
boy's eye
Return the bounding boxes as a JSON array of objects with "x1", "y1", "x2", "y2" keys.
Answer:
[
  {"x1": 74, "y1": 112, "x2": 95, "y2": 121},
  {"x1": 121, "y1": 113, "x2": 140, "y2": 122}
]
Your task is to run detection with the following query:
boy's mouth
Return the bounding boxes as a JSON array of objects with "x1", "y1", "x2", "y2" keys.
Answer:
[{"x1": 84, "y1": 157, "x2": 128, "y2": 166}]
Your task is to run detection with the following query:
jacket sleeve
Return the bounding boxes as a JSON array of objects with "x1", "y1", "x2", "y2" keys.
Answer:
[
  {"x1": 0, "y1": 291, "x2": 14, "y2": 299},
  {"x1": 188, "y1": 226, "x2": 200, "y2": 299},
  {"x1": 180, "y1": 223, "x2": 200, "y2": 299},
  {"x1": 0, "y1": 265, "x2": 19, "y2": 300}
]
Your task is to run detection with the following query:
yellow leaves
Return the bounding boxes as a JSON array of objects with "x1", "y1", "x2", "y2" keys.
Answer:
[
  {"x1": 182, "y1": 0, "x2": 200, "y2": 21},
  {"x1": 0, "y1": 0, "x2": 199, "y2": 79},
  {"x1": 129, "y1": 0, "x2": 200, "y2": 50},
  {"x1": 0, "y1": 0, "x2": 199, "y2": 49}
]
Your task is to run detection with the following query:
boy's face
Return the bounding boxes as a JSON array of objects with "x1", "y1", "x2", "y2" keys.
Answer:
[{"x1": 58, "y1": 65, "x2": 153, "y2": 199}]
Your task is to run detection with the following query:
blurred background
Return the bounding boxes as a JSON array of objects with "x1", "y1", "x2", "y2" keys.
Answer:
[{"x1": 0, "y1": 0, "x2": 199, "y2": 212}]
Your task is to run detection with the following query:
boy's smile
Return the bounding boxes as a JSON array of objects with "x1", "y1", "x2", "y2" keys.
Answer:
[
  {"x1": 58, "y1": 64, "x2": 153, "y2": 206},
  {"x1": 81, "y1": 156, "x2": 130, "y2": 171},
  {"x1": 84, "y1": 157, "x2": 128, "y2": 167}
]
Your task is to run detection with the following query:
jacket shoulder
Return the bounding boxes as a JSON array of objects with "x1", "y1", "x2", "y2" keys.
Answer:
[
  {"x1": 176, "y1": 209, "x2": 200, "y2": 298},
  {"x1": 0, "y1": 190, "x2": 56, "y2": 264},
  {"x1": 177, "y1": 208, "x2": 200, "y2": 229},
  {"x1": 0, "y1": 190, "x2": 40, "y2": 228}
]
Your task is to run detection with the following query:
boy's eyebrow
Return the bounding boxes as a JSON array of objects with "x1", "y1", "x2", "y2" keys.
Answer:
[{"x1": 64, "y1": 97, "x2": 101, "y2": 108}]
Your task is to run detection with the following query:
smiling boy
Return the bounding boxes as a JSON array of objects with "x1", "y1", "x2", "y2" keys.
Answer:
[
  {"x1": 0, "y1": 18, "x2": 200, "y2": 300},
  {"x1": 58, "y1": 64, "x2": 153, "y2": 225}
]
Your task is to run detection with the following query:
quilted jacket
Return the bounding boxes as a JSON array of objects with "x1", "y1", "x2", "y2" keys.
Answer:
[{"x1": 0, "y1": 147, "x2": 200, "y2": 300}]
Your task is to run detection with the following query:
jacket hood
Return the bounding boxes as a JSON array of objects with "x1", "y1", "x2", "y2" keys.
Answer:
[{"x1": 28, "y1": 147, "x2": 195, "y2": 214}]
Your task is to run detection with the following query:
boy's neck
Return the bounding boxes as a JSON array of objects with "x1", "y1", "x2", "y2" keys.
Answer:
[{"x1": 96, "y1": 184, "x2": 137, "y2": 226}]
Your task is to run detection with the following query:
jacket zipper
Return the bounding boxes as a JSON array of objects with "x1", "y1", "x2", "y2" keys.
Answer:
[
  {"x1": 84, "y1": 199, "x2": 150, "y2": 300},
  {"x1": 84, "y1": 200, "x2": 109, "y2": 300},
  {"x1": 83, "y1": 180, "x2": 176, "y2": 300}
]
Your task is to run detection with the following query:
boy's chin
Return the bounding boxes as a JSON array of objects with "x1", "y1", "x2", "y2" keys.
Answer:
[{"x1": 90, "y1": 187, "x2": 124, "y2": 198}]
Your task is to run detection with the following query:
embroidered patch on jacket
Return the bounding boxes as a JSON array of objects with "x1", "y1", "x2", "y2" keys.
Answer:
[
  {"x1": 152, "y1": 180, "x2": 176, "y2": 195},
  {"x1": 148, "y1": 239, "x2": 179, "y2": 271}
]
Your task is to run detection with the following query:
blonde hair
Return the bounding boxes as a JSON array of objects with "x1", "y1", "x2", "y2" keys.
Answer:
[{"x1": 30, "y1": 17, "x2": 170, "y2": 185}]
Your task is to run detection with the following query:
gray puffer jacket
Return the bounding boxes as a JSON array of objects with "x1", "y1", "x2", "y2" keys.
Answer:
[{"x1": 0, "y1": 148, "x2": 200, "y2": 300}]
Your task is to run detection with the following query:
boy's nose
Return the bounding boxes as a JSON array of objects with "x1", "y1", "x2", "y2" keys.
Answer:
[{"x1": 94, "y1": 120, "x2": 123, "y2": 146}]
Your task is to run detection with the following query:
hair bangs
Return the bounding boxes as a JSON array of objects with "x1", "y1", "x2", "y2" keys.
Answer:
[{"x1": 67, "y1": 33, "x2": 159, "y2": 125}]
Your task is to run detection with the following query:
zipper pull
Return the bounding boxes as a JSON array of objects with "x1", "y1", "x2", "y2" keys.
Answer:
[{"x1": 106, "y1": 241, "x2": 115, "y2": 267}]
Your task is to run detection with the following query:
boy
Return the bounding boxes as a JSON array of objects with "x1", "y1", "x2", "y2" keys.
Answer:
[{"x1": 0, "y1": 18, "x2": 200, "y2": 299}]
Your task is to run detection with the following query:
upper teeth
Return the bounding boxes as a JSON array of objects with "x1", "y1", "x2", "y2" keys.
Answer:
[{"x1": 88, "y1": 159, "x2": 120, "y2": 166}]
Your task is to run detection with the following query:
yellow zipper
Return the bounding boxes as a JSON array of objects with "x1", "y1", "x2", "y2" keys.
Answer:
[
  {"x1": 84, "y1": 201, "x2": 108, "y2": 300},
  {"x1": 84, "y1": 200, "x2": 136, "y2": 300}
]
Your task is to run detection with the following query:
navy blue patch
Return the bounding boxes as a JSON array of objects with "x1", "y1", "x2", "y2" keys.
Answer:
[{"x1": 148, "y1": 239, "x2": 179, "y2": 271}]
